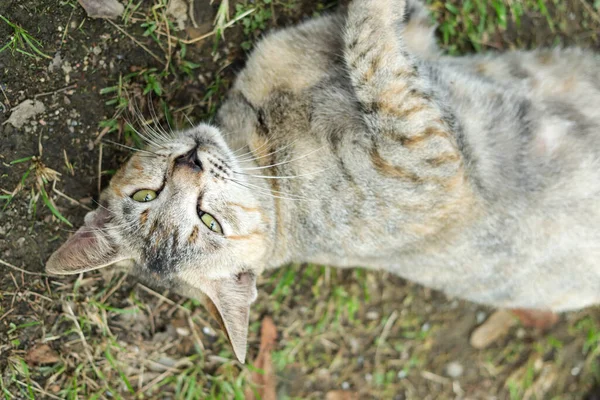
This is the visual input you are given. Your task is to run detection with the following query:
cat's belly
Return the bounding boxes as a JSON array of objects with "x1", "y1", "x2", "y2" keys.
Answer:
[{"x1": 306, "y1": 218, "x2": 600, "y2": 312}]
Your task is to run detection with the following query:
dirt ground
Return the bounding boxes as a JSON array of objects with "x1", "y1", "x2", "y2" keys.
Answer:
[{"x1": 1, "y1": 0, "x2": 600, "y2": 399}]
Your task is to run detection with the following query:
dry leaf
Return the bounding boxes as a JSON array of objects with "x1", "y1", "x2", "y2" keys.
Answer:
[
  {"x1": 470, "y1": 309, "x2": 517, "y2": 349},
  {"x1": 26, "y1": 344, "x2": 60, "y2": 365},
  {"x1": 245, "y1": 316, "x2": 277, "y2": 400},
  {"x1": 512, "y1": 309, "x2": 559, "y2": 330},
  {"x1": 77, "y1": 0, "x2": 124, "y2": 19},
  {"x1": 326, "y1": 390, "x2": 360, "y2": 400}
]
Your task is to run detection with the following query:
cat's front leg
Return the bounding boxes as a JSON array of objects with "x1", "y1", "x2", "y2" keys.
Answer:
[{"x1": 343, "y1": 0, "x2": 472, "y2": 224}]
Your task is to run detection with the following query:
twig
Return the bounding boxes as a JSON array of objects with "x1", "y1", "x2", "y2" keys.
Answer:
[
  {"x1": 93, "y1": 123, "x2": 113, "y2": 146},
  {"x1": 34, "y1": 84, "x2": 77, "y2": 99},
  {"x1": 579, "y1": 0, "x2": 600, "y2": 23},
  {"x1": 155, "y1": 7, "x2": 255, "y2": 45},
  {"x1": 188, "y1": 0, "x2": 198, "y2": 28},
  {"x1": 63, "y1": 302, "x2": 104, "y2": 380},
  {"x1": 106, "y1": 20, "x2": 165, "y2": 66},
  {"x1": 135, "y1": 369, "x2": 174, "y2": 396},
  {"x1": 23, "y1": 290, "x2": 53, "y2": 302},
  {"x1": 0, "y1": 258, "x2": 46, "y2": 276},
  {"x1": 187, "y1": 314, "x2": 205, "y2": 351},
  {"x1": 136, "y1": 283, "x2": 212, "y2": 328},
  {"x1": 0, "y1": 308, "x2": 15, "y2": 322},
  {"x1": 59, "y1": 7, "x2": 75, "y2": 50},
  {"x1": 161, "y1": 6, "x2": 172, "y2": 72},
  {"x1": 0, "y1": 83, "x2": 11, "y2": 110},
  {"x1": 420, "y1": 370, "x2": 451, "y2": 385},
  {"x1": 97, "y1": 142, "x2": 103, "y2": 195},
  {"x1": 52, "y1": 180, "x2": 92, "y2": 211},
  {"x1": 14, "y1": 380, "x2": 63, "y2": 400},
  {"x1": 100, "y1": 272, "x2": 128, "y2": 303},
  {"x1": 374, "y1": 310, "x2": 398, "y2": 367}
]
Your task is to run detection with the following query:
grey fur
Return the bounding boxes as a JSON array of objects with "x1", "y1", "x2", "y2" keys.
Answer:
[{"x1": 47, "y1": 0, "x2": 600, "y2": 359}]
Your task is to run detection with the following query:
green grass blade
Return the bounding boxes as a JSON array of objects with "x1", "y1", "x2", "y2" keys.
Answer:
[
  {"x1": 10, "y1": 156, "x2": 34, "y2": 165},
  {"x1": 39, "y1": 185, "x2": 73, "y2": 227}
]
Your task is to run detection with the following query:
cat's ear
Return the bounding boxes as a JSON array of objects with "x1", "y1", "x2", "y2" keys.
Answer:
[
  {"x1": 176, "y1": 272, "x2": 257, "y2": 363},
  {"x1": 46, "y1": 207, "x2": 129, "y2": 275}
]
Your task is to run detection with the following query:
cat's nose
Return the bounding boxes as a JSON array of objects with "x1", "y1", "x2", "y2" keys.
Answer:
[{"x1": 175, "y1": 147, "x2": 203, "y2": 171}]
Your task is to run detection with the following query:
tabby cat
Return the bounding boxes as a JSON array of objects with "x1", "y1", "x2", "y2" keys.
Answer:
[{"x1": 47, "y1": 0, "x2": 600, "y2": 362}]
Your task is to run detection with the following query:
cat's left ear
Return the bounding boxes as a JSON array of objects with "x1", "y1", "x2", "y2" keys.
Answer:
[
  {"x1": 176, "y1": 272, "x2": 257, "y2": 363},
  {"x1": 46, "y1": 207, "x2": 129, "y2": 275}
]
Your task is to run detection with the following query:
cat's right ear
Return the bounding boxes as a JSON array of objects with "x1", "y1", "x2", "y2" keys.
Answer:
[{"x1": 46, "y1": 207, "x2": 129, "y2": 275}]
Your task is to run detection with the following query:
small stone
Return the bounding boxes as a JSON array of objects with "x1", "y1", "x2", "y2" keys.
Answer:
[
  {"x1": 202, "y1": 326, "x2": 214, "y2": 336},
  {"x1": 445, "y1": 361, "x2": 464, "y2": 378},
  {"x1": 175, "y1": 327, "x2": 190, "y2": 336},
  {"x1": 341, "y1": 381, "x2": 350, "y2": 390},
  {"x1": 397, "y1": 370, "x2": 407, "y2": 379},
  {"x1": 78, "y1": 0, "x2": 124, "y2": 19},
  {"x1": 366, "y1": 310, "x2": 379, "y2": 320},
  {"x1": 6, "y1": 99, "x2": 46, "y2": 128}
]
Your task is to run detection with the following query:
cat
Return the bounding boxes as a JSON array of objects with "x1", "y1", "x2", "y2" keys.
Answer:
[{"x1": 46, "y1": 0, "x2": 600, "y2": 363}]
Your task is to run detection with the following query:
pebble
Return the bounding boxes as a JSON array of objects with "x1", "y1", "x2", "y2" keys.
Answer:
[
  {"x1": 445, "y1": 361, "x2": 464, "y2": 378},
  {"x1": 202, "y1": 326, "x2": 214, "y2": 336},
  {"x1": 366, "y1": 310, "x2": 379, "y2": 320}
]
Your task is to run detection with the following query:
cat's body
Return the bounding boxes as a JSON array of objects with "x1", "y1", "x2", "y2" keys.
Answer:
[
  {"x1": 218, "y1": 3, "x2": 600, "y2": 312},
  {"x1": 47, "y1": 0, "x2": 600, "y2": 361}
]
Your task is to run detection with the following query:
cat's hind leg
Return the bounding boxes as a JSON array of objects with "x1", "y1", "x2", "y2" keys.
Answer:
[{"x1": 402, "y1": 0, "x2": 440, "y2": 58}]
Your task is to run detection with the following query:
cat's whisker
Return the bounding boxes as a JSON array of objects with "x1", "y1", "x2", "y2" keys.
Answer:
[
  {"x1": 226, "y1": 178, "x2": 313, "y2": 202},
  {"x1": 91, "y1": 199, "x2": 118, "y2": 215},
  {"x1": 126, "y1": 94, "x2": 168, "y2": 146},
  {"x1": 147, "y1": 96, "x2": 175, "y2": 142},
  {"x1": 102, "y1": 140, "x2": 163, "y2": 157},
  {"x1": 238, "y1": 146, "x2": 326, "y2": 171},
  {"x1": 58, "y1": 217, "x2": 141, "y2": 234},
  {"x1": 235, "y1": 139, "x2": 300, "y2": 164},
  {"x1": 129, "y1": 95, "x2": 171, "y2": 146},
  {"x1": 124, "y1": 119, "x2": 167, "y2": 150},
  {"x1": 232, "y1": 166, "x2": 334, "y2": 179},
  {"x1": 232, "y1": 136, "x2": 273, "y2": 158},
  {"x1": 183, "y1": 113, "x2": 195, "y2": 129},
  {"x1": 225, "y1": 176, "x2": 316, "y2": 201}
]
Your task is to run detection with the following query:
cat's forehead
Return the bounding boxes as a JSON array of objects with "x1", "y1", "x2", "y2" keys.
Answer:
[{"x1": 109, "y1": 153, "x2": 169, "y2": 193}]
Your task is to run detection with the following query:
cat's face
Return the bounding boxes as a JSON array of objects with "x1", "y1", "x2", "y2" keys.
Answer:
[{"x1": 46, "y1": 124, "x2": 271, "y2": 362}]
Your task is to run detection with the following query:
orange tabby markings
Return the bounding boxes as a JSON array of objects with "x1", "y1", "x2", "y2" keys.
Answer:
[
  {"x1": 188, "y1": 226, "x2": 199, "y2": 244},
  {"x1": 139, "y1": 209, "x2": 149, "y2": 226}
]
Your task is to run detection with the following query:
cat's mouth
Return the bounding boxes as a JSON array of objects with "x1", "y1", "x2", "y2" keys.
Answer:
[{"x1": 175, "y1": 146, "x2": 203, "y2": 171}]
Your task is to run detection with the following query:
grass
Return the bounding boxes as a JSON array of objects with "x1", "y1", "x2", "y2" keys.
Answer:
[
  {"x1": 0, "y1": 14, "x2": 51, "y2": 59},
  {"x1": 1, "y1": 0, "x2": 600, "y2": 399},
  {"x1": 2, "y1": 154, "x2": 72, "y2": 228}
]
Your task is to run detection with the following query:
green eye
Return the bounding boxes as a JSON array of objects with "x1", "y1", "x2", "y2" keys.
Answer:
[
  {"x1": 200, "y1": 212, "x2": 223, "y2": 234},
  {"x1": 132, "y1": 189, "x2": 158, "y2": 202}
]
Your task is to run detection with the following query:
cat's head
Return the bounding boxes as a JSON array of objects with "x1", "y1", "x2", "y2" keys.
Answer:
[{"x1": 46, "y1": 124, "x2": 272, "y2": 362}]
